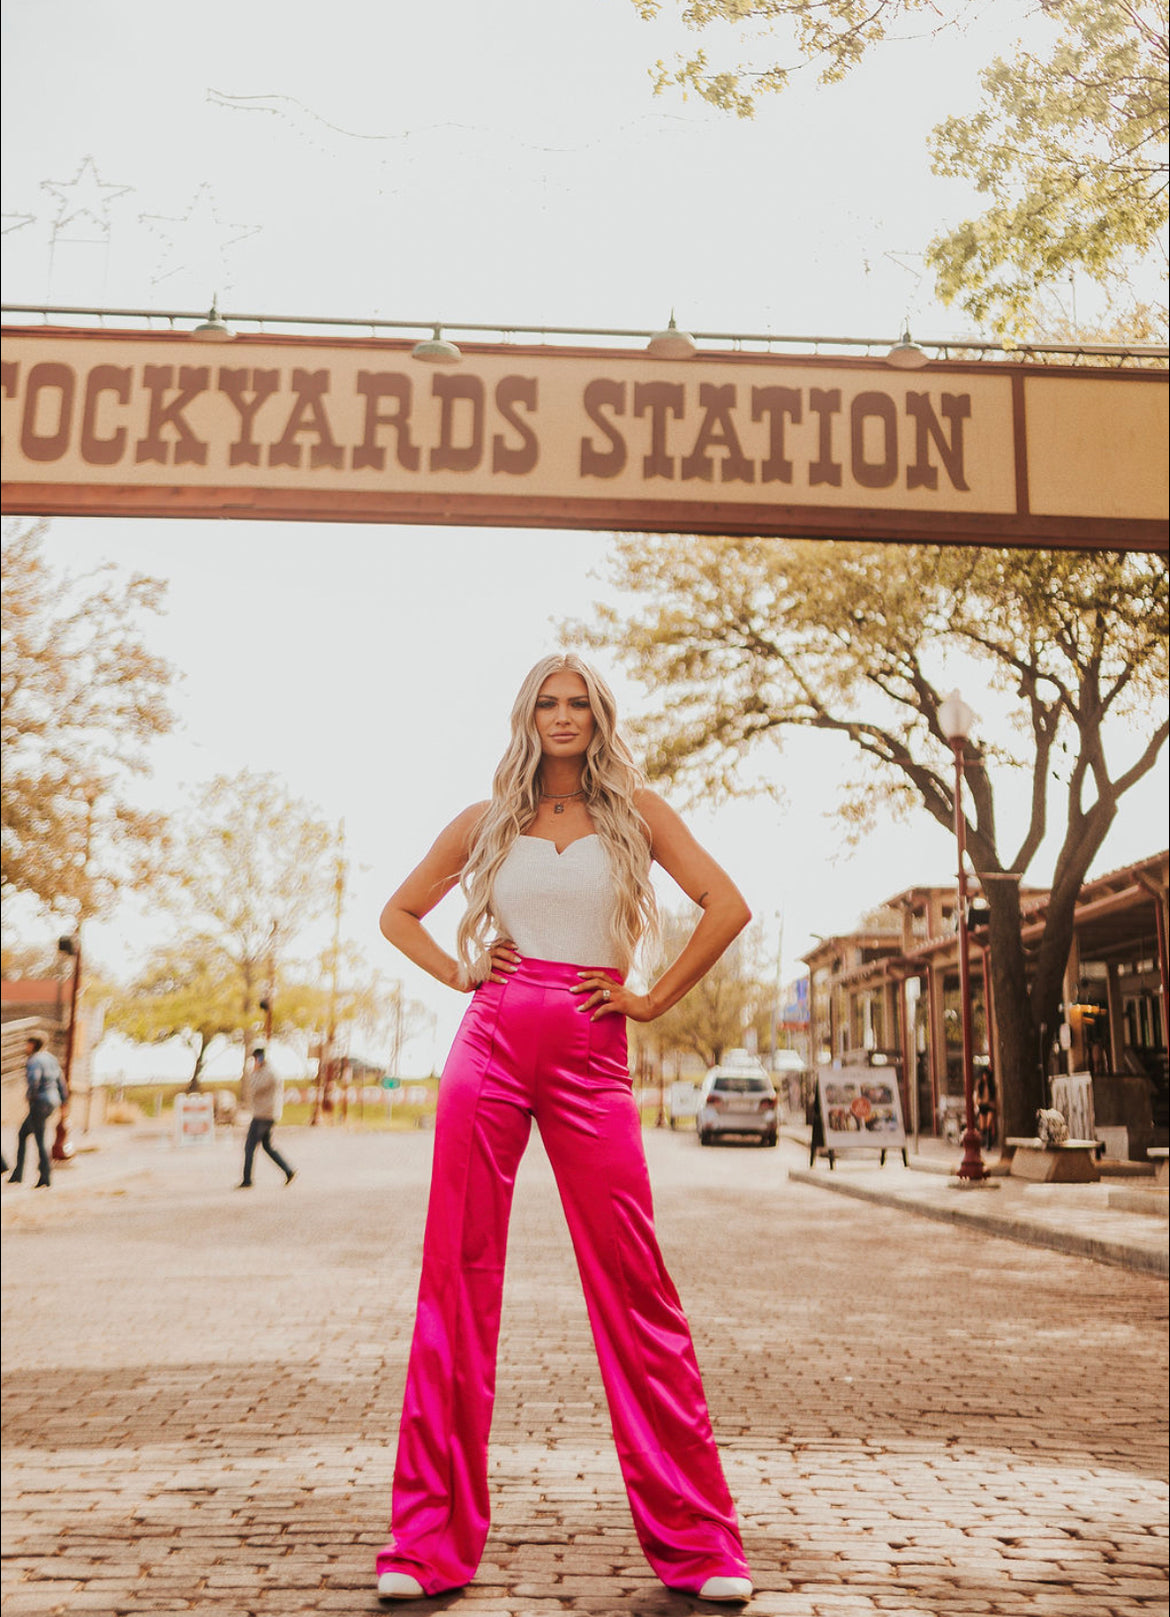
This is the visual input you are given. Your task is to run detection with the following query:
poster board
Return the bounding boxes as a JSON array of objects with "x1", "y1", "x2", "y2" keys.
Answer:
[
  {"x1": 817, "y1": 1069, "x2": 907, "y2": 1161},
  {"x1": 173, "y1": 1092, "x2": 215, "y2": 1147}
]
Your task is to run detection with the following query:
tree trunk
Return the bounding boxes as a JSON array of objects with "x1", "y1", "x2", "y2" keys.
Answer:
[
  {"x1": 986, "y1": 885, "x2": 1044, "y2": 1142},
  {"x1": 189, "y1": 1032, "x2": 211, "y2": 1088}
]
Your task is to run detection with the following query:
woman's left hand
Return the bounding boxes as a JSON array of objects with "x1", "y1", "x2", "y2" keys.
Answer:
[{"x1": 571, "y1": 973, "x2": 654, "y2": 1022}]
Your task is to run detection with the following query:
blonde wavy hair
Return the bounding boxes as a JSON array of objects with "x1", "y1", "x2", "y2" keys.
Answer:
[{"x1": 456, "y1": 654, "x2": 658, "y2": 973}]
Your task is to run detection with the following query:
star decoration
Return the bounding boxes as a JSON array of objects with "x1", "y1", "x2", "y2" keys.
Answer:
[
  {"x1": 41, "y1": 156, "x2": 133, "y2": 237},
  {"x1": 139, "y1": 182, "x2": 261, "y2": 290}
]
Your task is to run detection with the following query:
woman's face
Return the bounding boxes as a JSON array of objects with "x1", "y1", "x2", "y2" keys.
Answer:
[{"x1": 534, "y1": 670, "x2": 596, "y2": 760}]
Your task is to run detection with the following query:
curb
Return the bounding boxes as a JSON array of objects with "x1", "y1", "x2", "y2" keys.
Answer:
[{"x1": 787, "y1": 1165, "x2": 1170, "y2": 1278}]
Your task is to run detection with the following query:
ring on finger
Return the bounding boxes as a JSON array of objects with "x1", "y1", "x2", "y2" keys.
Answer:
[{"x1": 601, "y1": 988, "x2": 611, "y2": 1001}]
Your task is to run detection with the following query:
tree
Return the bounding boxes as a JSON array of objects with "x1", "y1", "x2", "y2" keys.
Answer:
[
  {"x1": 107, "y1": 934, "x2": 405, "y2": 1085},
  {"x1": 1, "y1": 939, "x2": 66, "y2": 978},
  {"x1": 175, "y1": 772, "x2": 335, "y2": 1047},
  {"x1": 107, "y1": 937, "x2": 247, "y2": 1084},
  {"x1": 926, "y1": 2, "x2": 1169, "y2": 333},
  {"x1": 1, "y1": 520, "x2": 175, "y2": 918},
  {"x1": 637, "y1": 0, "x2": 956, "y2": 112},
  {"x1": 634, "y1": 0, "x2": 1168, "y2": 333},
  {"x1": 274, "y1": 949, "x2": 426, "y2": 1067},
  {"x1": 572, "y1": 538, "x2": 1168, "y2": 1139},
  {"x1": 633, "y1": 911, "x2": 770, "y2": 1073}
]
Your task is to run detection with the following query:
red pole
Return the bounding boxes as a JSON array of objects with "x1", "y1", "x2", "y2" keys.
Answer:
[
  {"x1": 952, "y1": 740, "x2": 988, "y2": 1182},
  {"x1": 53, "y1": 937, "x2": 80, "y2": 1162}
]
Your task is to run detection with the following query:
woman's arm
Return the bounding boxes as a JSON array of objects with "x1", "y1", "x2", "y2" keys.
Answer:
[
  {"x1": 574, "y1": 789, "x2": 751, "y2": 1021},
  {"x1": 379, "y1": 801, "x2": 495, "y2": 991}
]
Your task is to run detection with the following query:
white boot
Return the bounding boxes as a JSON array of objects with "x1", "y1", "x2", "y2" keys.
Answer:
[
  {"x1": 377, "y1": 1571, "x2": 425, "y2": 1600},
  {"x1": 699, "y1": 1575, "x2": 753, "y2": 1602}
]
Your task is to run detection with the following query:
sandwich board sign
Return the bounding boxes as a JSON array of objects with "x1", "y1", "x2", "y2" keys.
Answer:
[
  {"x1": 173, "y1": 1092, "x2": 215, "y2": 1147},
  {"x1": 815, "y1": 1068, "x2": 908, "y2": 1167}
]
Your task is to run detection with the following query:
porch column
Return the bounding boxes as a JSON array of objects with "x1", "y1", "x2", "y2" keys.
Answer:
[
  {"x1": 926, "y1": 961, "x2": 947, "y2": 1132},
  {"x1": 1106, "y1": 961, "x2": 1126, "y2": 1073},
  {"x1": 1061, "y1": 934, "x2": 1082, "y2": 1076}
]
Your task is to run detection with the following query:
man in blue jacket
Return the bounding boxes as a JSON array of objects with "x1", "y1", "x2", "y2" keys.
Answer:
[{"x1": 9, "y1": 1035, "x2": 67, "y2": 1188}]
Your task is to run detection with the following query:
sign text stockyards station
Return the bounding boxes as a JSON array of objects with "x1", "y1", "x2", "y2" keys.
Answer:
[{"x1": 2, "y1": 328, "x2": 1167, "y2": 551}]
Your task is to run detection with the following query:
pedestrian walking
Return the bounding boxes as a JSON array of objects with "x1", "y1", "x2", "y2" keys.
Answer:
[
  {"x1": 8, "y1": 1036, "x2": 66, "y2": 1188},
  {"x1": 237, "y1": 1047, "x2": 295, "y2": 1188},
  {"x1": 374, "y1": 653, "x2": 754, "y2": 1605}
]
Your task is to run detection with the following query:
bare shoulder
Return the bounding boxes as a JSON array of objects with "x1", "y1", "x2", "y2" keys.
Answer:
[
  {"x1": 633, "y1": 787, "x2": 688, "y2": 850},
  {"x1": 442, "y1": 799, "x2": 492, "y2": 856},
  {"x1": 450, "y1": 798, "x2": 492, "y2": 834}
]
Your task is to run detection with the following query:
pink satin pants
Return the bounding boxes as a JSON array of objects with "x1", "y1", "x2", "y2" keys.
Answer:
[{"x1": 376, "y1": 956, "x2": 749, "y2": 1595}]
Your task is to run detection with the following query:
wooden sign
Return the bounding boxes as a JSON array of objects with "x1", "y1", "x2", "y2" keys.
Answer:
[{"x1": 3, "y1": 326, "x2": 1166, "y2": 550}]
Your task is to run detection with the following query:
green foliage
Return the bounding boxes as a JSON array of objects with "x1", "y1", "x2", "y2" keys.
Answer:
[
  {"x1": 107, "y1": 937, "x2": 246, "y2": 1081},
  {"x1": 1, "y1": 520, "x2": 175, "y2": 918},
  {"x1": 637, "y1": 0, "x2": 945, "y2": 115},
  {"x1": 927, "y1": 2, "x2": 1170, "y2": 333},
  {"x1": 571, "y1": 537, "x2": 1168, "y2": 1127},
  {"x1": 174, "y1": 770, "x2": 335, "y2": 1028},
  {"x1": 574, "y1": 539, "x2": 1167, "y2": 864},
  {"x1": 634, "y1": 0, "x2": 1168, "y2": 333},
  {"x1": 107, "y1": 931, "x2": 405, "y2": 1080},
  {"x1": 635, "y1": 909, "x2": 770, "y2": 1068}
]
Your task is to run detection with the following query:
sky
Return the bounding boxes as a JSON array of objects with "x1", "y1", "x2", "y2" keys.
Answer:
[{"x1": 3, "y1": 0, "x2": 1166, "y2": 1077}]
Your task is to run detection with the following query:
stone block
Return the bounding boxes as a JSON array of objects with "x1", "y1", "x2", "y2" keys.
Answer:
[{"x1": 1008, "y1": 1142, "x2": 1100, "y2": 1183}]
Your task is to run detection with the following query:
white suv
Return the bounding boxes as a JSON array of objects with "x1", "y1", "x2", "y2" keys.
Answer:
[{"x1": 696, "y1": 1051, "x2": 779, "y2": 1147}]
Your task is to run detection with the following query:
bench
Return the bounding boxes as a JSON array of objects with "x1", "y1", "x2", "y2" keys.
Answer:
[
  {"x1": 1006, "y1": 1137, "x2": 1101, "y2": 1183},
  {"x1": 1149, "y1": 1146, "x2": 1169, "y2": 1187}
]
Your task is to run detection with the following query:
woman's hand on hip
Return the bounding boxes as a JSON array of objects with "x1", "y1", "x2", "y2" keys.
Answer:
[
  {"x1": 457, "y1": 937, "x2": 521, "y2": 990},
  {"x1": 571, "y1": 973, "x2": 652, "y2": 1022}
]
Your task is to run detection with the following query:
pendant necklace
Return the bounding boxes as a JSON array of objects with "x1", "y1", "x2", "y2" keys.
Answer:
[{"x1": 541, "y1": 789, "x2": 586, "y2": 816}]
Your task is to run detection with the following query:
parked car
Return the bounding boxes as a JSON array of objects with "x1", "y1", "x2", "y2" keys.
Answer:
[{"x1": 696, "y1": 1051, "x2": 779, "y2": 1147}]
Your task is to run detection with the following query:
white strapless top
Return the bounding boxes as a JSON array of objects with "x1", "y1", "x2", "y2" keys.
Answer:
[{"x1": 490, "y1": 835, "x2": 619, "y2": 967}]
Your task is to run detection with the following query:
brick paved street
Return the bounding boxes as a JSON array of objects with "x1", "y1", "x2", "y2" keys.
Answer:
[{"x1": 3, "y1": 1125, "x2": 1167, "y2": 1616}]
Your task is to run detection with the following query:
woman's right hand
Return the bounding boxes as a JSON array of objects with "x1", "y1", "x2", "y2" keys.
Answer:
[{"x1": 457, "y1": 937, "x2": 521, "y2": 990}]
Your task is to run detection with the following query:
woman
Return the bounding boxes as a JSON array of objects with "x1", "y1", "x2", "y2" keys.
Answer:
[
  {"x1": 376, "y1": 653, "x2": 754, "y2": 1604},
  {"x1": 975, "y1": 1068, "x2": 998, "y2": 1151}
]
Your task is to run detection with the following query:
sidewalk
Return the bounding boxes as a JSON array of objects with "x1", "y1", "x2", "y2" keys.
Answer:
[{"x1": 784, "y1": 1127, "x2": 1169, "y2": 1278}]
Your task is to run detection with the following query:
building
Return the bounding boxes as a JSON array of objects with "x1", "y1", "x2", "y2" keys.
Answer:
[
  {"x1": 801, "y1": 851, "x2": 1169, "y2": 1159},
  {"x1": 1, "y1": 976, "x2": 105, "y2": 1130}
]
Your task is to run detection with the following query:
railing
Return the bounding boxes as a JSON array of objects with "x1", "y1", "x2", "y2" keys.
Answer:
[
  {"x1": 3, "y1": 304, "x2": 1166, "y2": 368},
  {"x1": 1, "y1": 1017, "x2": 57, "y2": 1081}
]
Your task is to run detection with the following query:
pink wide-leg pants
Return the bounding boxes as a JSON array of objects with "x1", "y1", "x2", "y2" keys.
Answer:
[{"x1": 376, "y1": 956, "x2": 750, "y2": 1595}]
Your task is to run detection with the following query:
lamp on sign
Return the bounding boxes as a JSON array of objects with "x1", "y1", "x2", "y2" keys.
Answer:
[
  {"x1": 646, "y1": 313, "x2": 697, "y2": 360},
  {"x1": 191, "y1": 298, "x2": 236, "y2": 342},
  {"x1": 885, "y1": 328, "x2": 929, "y2": 370},
  {"x1": 411, "y1": 325, "x2": 462, "y2": 364}
]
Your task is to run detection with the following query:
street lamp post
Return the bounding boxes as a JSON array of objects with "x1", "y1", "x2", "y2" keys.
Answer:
[{"x1": 938, "y1": 689, "x2": 989, "y2": 1185}]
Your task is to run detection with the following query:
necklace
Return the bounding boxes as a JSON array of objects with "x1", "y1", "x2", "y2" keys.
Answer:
[{"x1": 540, "y1": 788, "x2": 586, "y2": 816}]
